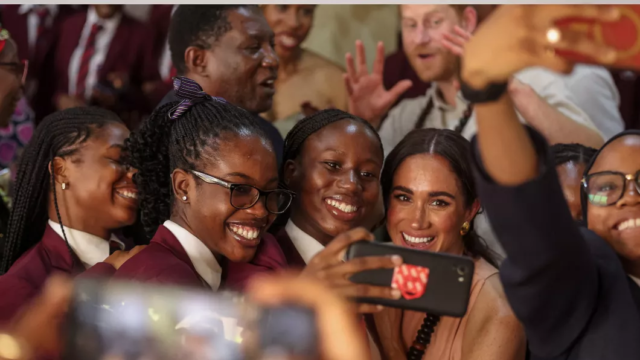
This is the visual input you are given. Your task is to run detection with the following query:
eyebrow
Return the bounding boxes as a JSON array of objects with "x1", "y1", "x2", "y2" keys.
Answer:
[{"x1": 392, "y1": 186, "x2": 456, "y2": 199}]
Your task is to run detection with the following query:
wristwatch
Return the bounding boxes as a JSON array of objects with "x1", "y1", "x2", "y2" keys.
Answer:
[{"x1": 459, "y1": 79, "x2": 508, "y2": 104}]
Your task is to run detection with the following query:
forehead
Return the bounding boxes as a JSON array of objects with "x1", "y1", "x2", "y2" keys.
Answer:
[
  {"x1": 201, "y1": 134, "x2": 277, "y2": 182},
  {"x1": 557, "y1": 162, "x2": 585, "y2": 183},
  {"x1": 76, "y1": 123, "x2": 129, "y2": 153},
  {"x1": 589, "y1": 135, "x2": 640, "y2": 174},
  {"x1": 400, "y1": 4, "x2": 457, "y2": 19},
  {"x1": 224, "y1": 7, "x2": 273, "y2": 40},
  {"x1": 303, "y1": 119, "x2": 382, "y2": 159},
  {"x1": 393, "y1": 154, "x2": 461, "y2": 193}
]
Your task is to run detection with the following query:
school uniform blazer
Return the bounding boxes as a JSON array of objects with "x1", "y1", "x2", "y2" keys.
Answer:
[
  {"x1": 114, "y1": 225, "x2": 287, "y2": 291},
  {"x1": 470, "y1": 127, "x2": 640, "y2": 360},
  {"x1": 0, "y1": 226, "x2": 116, "y2": 324},
  {"x1": 53, "y1": 11, "x2": 160, "y2": 126},
  {"x1": 148, "y1": 5, "x2": 173, "y2": 62},
  {"x1": 1, "y1": 5, "x2": 81, "y2": 122},
  {"x1": 274, "y1": 228, "x2": 306, "y2": 269}
]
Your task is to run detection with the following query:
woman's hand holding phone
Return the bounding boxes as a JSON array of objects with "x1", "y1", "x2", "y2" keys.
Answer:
[
  {"x1": 462, "y1": 5, "x2": 621, "y2": 89},
  {"x1": 300, "y1": 227, "x2": 403, "y2": 313}
]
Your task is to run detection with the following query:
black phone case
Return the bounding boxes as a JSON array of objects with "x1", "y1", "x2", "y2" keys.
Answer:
[{"x1": 346, "y1": 241, "x2": 474, "y2": 317}]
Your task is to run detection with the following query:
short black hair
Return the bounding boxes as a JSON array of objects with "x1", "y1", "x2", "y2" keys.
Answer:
[
  {"x1": 169, "y1": 5, "x2": 259, "y2": 75},
  {"x1": 126, "y1": 97, "x2": 270, "y2": 238},
  {"x1": 0, "y1": 107, "x2": 123, "y2": 273},
  {"x1": 381, "y1": 128, "x2": 500, "y2": 268},
  {"x1": 550, "y1": 143, "x2": 598, "y2": 167}
]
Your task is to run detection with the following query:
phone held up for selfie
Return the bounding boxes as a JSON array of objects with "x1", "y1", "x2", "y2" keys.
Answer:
[
  {"x1": 346, "y1": 240, "x2": 474, "y2": 317},
  {"x1": 63, "y1": 279, "x2": 318, "y2": 360},
  {"x1": 554, "y1": 5, "x2": 640, "y2": 70}
]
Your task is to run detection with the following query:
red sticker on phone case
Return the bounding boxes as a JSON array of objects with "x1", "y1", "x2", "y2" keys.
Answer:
[{"x1": 391, "y1": 264, "x2": 429, "y2": 300}]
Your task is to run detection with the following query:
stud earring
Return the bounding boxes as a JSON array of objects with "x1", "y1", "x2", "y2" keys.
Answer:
[
  {"x1": 182, "y1": 196, "x2": 188, "y2": 201},
  {"x1": 61, "y1": 183, "x2": 67, "y2": 190},
  {"x1": 460, "y1": 222, "x2": 470, "y2": 236}
]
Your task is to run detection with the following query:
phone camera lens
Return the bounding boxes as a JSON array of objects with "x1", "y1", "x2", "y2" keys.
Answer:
[{"x1": 456, "y1": 266, "x2": 467, "y2": 276}]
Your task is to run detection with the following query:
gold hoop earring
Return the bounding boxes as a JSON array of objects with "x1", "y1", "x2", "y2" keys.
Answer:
[{"x1": 460, "y1": 222, "x2": 470, "y2": 235}]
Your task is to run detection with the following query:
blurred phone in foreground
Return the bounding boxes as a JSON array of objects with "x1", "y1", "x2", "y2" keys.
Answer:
[
  {"x1": 63, "y1": 279, "x2": 318, "y2": 360},
  {"x1": 554, "y1": 5, "x2": 640, "y2": 70}
]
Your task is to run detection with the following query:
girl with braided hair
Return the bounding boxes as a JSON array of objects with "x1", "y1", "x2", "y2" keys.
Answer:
[
  {"x1": 114, "y1": 77, "x2": 291, "y2": 290},
  {"x1": 0, "y1": 107, "x2": 144, "y2": 324}
]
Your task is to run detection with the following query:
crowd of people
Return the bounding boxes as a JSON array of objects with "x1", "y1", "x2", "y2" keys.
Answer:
[{"x1": 0, "y1": 3, "x2": 638, "y2": 360}]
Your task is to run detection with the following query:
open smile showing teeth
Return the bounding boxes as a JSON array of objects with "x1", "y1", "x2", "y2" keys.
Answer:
[
  {"x1": 229, "y1": 224, "x2": 260, "y2": 240},
  {"x1": 325, "y1": 199, "x2": 358, "y2": 213},
  {"x1": 402, "y1": 232, "x2": 434, "y2": 244},
  {"x1": 280, "y1": 35, "x2": 298, "y2": 48},
  {"x1": 115, "y1": 189, "x2": 138, "y2": 200},
  {"x1": 617, "y1": 218, "x2": 640, "y2": 231}
]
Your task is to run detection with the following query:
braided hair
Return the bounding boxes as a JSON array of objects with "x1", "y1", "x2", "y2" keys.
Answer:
[
  {"x1": 550, "y1": 143, "x2": 597, "y2": 168},
  {"x1": 0, "y1": 107, "x2": 123, "y2": 274},
  {"x1": 126, "y1": 98, "x2": 270, "y2": 238},
  {"x1": 282, "y1": 109, "x2": 383, "y2": 172}
]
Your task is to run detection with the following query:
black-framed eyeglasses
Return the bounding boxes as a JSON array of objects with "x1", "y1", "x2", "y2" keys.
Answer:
[
  {"x1": 582, "y1": 170, "x2": 640, "y2": 207},
  {"x1": 191, "y1": 170, "x2": 295, "y2": 214},
  {"x1": 0, "y1": 60, "x2": 28, "y2": 84}
]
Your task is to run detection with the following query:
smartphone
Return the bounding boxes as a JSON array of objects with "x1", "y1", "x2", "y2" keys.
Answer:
[
  {"x1": 554, "y1": 5, "x2": 640, "y2": 70},
  {"x1": 62, "y1": 279, "x2": 318, "y2": 360},
  {"x1": 346, "y1": 241, "x2": 474, "y2": 317}
]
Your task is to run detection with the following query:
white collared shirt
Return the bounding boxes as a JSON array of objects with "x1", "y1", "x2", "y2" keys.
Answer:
[
  {"x1": 285, "y1": 220, "x2": 325, "y2": 264},
  {"x1": 629, "y1": 274, "x2": 640, "y2": 288},
  {"x1": 18, "y1": 5, "x2": 59, "y2": 54},
  {"x1": 158, "y1": 5, "x2": 179, "y2": 81},
  {"x1": 163, "y1": 220, "x2": 222, "y2": 290},
  {"x1": 379, "y1": 67, "x2": 598, "y2": 159},
  {"x1": 48, "y1": 220, "x2": 124, "y2": 269},
  {"x1": 67, "y1": 6, "x2": 122, "y2": 99}
]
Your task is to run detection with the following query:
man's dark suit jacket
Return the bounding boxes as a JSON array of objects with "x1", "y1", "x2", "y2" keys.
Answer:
[
  {"x1": 158, "y1": 90, "x2": 284, "y2": 167},
  {"x1": 471, "y1": 128, "x2": 640, "y2": 360}
]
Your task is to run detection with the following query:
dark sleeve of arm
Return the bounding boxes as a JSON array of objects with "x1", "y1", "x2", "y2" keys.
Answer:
[{"x1": 470, "y1": 126, "x2": 598, "y2": 357}]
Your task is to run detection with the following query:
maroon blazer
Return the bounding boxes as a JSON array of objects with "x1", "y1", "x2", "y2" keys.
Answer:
[
  {"x1": 0, "y1": 225, "x2": 116, "y2": 324},
  {"x1": 274, "y1": 228, "x2": 307, "y2": 269},
  {"x1": 114, "y1": 225, "x2": 287, "y2": 291},
  {"x1": 53, "y1": 11, "x2": 160, "y2": 128},
  {"x1": 1, "y1": 5, "x2": 82, "y2": 122},
  {"x1": 148, "y1": 5, "x2": 173, "y2": 61}
]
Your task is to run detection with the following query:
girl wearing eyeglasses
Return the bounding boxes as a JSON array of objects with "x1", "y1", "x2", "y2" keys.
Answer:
[
  {"x1": 459, "y1": 4, "x2": 640, "y2": 358},
  {"x1": 115, "y1": 77, "x2": 292, "y2": 290},
  {"x1": 0, "y1": 28, "x2": 27, "y2": 129}
]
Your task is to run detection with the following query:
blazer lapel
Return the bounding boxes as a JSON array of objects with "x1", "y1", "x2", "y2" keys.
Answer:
[
  {"x1": 627, "y1": 276, "x2": 640, "y2": 313},
  {"x1": 275, "y1": 228, "x2": 307, "y2": 268},
  {"x1": 99, "y1": 17, "x2": 128, "y2": 80},
  {"x1": 152, "y1": 225, "x2": 206, "y2": 287},
  {"x1": 41, "y1": 225, "x2": 85, "y2": 275}
]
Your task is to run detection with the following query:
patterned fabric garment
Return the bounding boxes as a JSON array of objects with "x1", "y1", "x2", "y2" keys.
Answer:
[{"x1": 0, "y1": 97, "x2": 35, "y2": 172}]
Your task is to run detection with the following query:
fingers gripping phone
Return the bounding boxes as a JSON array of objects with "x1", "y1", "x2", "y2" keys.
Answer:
[
  {"x1": 346, "y1": 241, "x2": 474, "y2": 317},
  {"x1": 554, "y1": 5, "x2": 640, "y2": 70},
  {"x1": 63, "y1": 279, "x2": 318, "y2": 360}
]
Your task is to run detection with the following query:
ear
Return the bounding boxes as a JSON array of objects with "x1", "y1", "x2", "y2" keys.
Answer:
[
  {"x1": 184, "y1": 46, "x2": 209, "y2": 77},
  {"x1": 171, "y1": 168, "x2": 195, "y2": 202},
  {"x1": 461, "y1": 6, "x2": 478, "y2": 34},
  {"x1": 48, "y1": 157, "x2": 69, "y2": 187},
  {"x1": 464, "y1": 198, "x2": 481, "y2": 224},
  {"x1": 282, "y1": 159, "x2": 299, "y2": 189}
]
